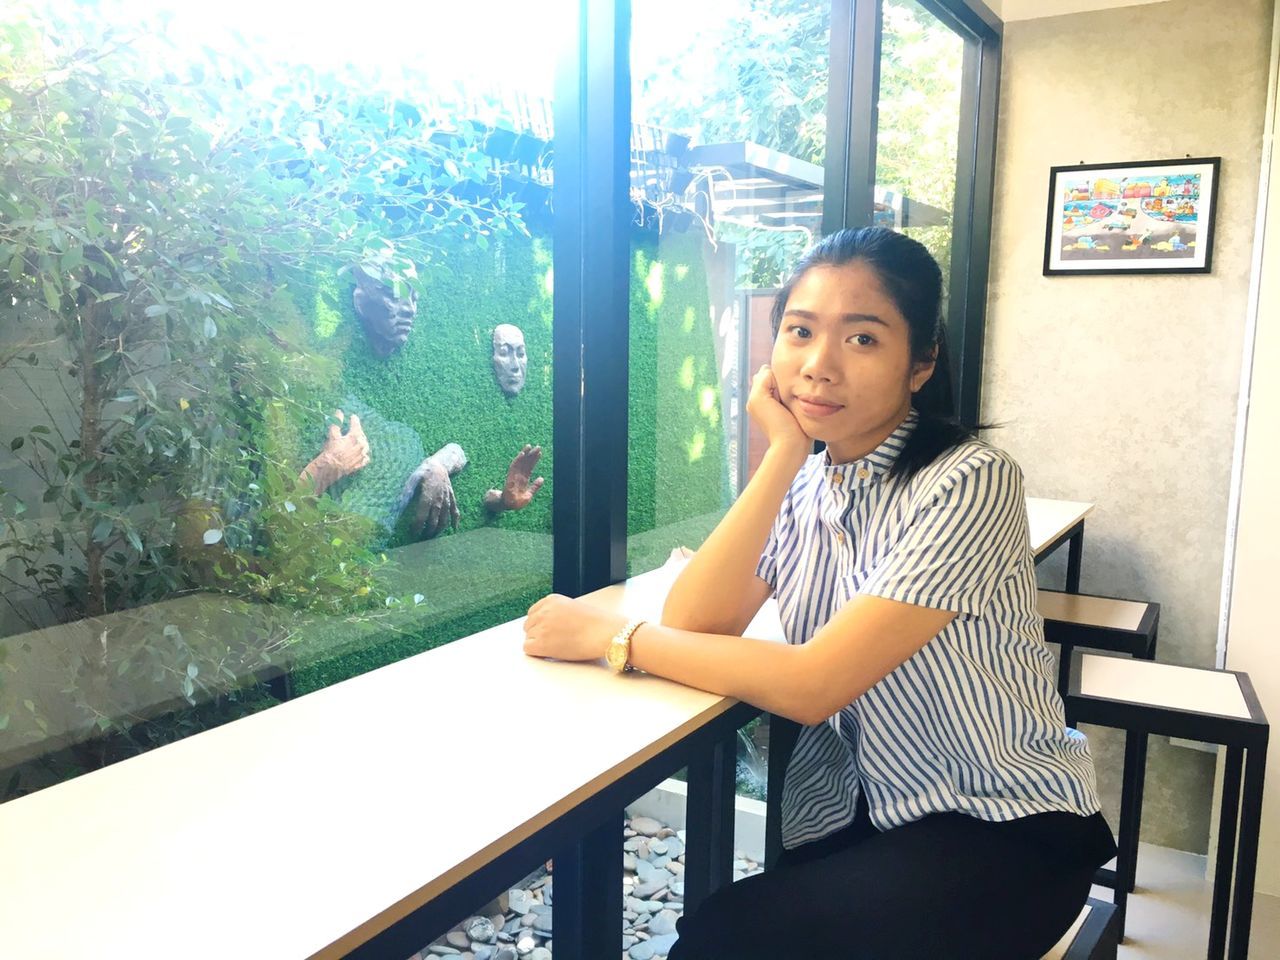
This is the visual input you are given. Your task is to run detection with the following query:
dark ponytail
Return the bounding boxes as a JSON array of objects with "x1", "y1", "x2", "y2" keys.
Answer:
[{"x1": 770, "y1": 227, "x2": 978, "y2": 482}]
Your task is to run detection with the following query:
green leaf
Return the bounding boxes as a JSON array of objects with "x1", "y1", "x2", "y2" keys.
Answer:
[
  {"x1": 42, "y1": 278, "x2": 60, "y2": 311},
  {"x1": 92, "y1": 518, "x2": 113, "y2": 543},
  {"x1": 29, "y1": 425, "x2": 50, "y2": 435},
  {"x1": 203, "y1": 316, "x2": 217, "y2": 338},
  {"x1": 9, "y1": 436, "x2": 22, "y2": 452},
  {"x1": 0, "y1": 714, "x2": 9, "y2": 731},
  {"x1": 144, "y1": 304, "x2": 169, "y2": 317},
  {"x1": 8, "y1": 253, "x2": 23, "y2": 284},
  {"x1": 186, "y1": 662, "x2": 199, "y2": 679},
  {"x1": 126, "y1": 528, "x2": 143, "y2": 553}
]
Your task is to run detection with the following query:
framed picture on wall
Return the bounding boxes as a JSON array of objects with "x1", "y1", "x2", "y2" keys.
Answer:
[{"x1": 1043, "y1": 157, "x2": 1221, "y2": 275}]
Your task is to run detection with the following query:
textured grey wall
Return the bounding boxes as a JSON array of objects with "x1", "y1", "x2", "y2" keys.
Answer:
[{"x1": 983, "y1": 0, "x2": 1273, "y2": 852}]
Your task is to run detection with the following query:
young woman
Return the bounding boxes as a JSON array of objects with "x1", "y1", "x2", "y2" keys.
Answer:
[{"x1": 522, "y1": 227, "x2": 1116, "y2": 959}]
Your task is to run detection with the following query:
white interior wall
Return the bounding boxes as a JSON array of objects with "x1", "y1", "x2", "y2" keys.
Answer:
[{"x1": 1223, "y1": 2, "x2": 1280, "y2": 898}]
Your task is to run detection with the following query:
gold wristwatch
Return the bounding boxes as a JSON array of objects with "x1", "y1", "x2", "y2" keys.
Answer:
[{"x1": 606, "y1": 619, "x2": 645, "y2": 674}]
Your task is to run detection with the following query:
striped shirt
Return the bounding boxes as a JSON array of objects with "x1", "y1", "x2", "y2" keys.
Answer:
[{"x1": 755, "y1": 410, "x2": 1102, "y2": 848}]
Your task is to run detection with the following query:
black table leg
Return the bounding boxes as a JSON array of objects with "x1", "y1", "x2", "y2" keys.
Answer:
[
  {"x1": 1228, "y1": 745, "x2": 1268, "y2": 960},
  {"x1": 1066, "y1": 528, "x2": 1084, "y2": 593},
  {"x1": 1112, "y1": 727, "x2": 1147, "y2": 936},
  {"x1": 764, "y1": 716, "x2": 800, "y2": 871},
  {"x1": 1123, "y1": 731, "x2": 1148, "y2": 895},
  {"x1": 554, "y1": 813, "x2": 623, "y2": 960},
  {"x1": 1208, "y1": 747, "x2": 1243, "y2": 960},
  {"x1": 684, "y1": 733, "x2": 736, "y2": 915}
]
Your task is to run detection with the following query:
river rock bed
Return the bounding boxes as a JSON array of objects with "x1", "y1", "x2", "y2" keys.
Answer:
[{"x1": 409, "y1": 813, "x2": 763, "y2": 960}]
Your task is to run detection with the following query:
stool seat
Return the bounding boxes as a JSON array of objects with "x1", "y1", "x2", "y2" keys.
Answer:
[{"x1": 1039, "y1": 588, "x2": 1160, "y2": 669}]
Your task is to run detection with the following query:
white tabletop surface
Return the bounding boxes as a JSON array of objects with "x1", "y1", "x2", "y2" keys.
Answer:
[
  {"x1": 0, "y1": 566, "x2": 780, "y2": 960},
  {"x1": 1025, "y1": 497, "x2": 1094, "y2": 559}
]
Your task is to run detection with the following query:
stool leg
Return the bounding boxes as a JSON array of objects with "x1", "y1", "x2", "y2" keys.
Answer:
[
  {"x1": 1227, "y1": 745, "x2": 1267, "y2": 960},
  {"x1": 1208, "y1": 747, "x2": 1243, "y2": 960},
  {"x1": 1121, "y1": 731, "x2": 1147, "y2": 895}
]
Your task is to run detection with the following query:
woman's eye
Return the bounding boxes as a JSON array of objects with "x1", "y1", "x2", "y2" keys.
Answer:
[
  {"x1": 850, "y1": 333, "x2": 876, "y2": 347},
  {"x1": 788, "y1": 325, "x2": 812, "y2": 339}
]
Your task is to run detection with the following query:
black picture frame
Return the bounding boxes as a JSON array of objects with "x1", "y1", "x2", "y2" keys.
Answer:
[{"x1": 1043, "y1": 157, "x2": 1221, "y2": 276}]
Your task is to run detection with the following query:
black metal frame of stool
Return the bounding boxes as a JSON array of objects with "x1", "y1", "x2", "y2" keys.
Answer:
[
  {"x1": 1064, "y1": 650, "x2": 1268, "y2": 960},
  {"x1": 1062, "y1": 899, "x2": 1120, "y2": 960},
  {"x1": 1042, "y1": 591, "x2": 1160, "y2": 897}
]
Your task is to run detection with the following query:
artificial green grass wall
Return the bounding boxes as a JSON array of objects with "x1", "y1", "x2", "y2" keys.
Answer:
[
  {"x1": 320, "y1": 237, "x2": 556, "y2": 540},
  {"x1": 289, "y1": 227, "x2": 729, "y2": 693},
  {"x1": 627, "y1": 231, "x2": 732, "y2": 565}
]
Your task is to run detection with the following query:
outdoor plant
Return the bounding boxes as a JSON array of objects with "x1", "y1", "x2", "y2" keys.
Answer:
[{"x1": 0, "y1": 7, "x2": 529, "y2": 788}]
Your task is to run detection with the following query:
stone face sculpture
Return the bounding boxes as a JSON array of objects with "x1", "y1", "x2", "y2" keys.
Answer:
[
  {"x1": 299, "y1": 410, "x2": 370, "y2": 495},
  {"x1": 492, "y1": 324, "x2": 528, "y2": 396},
  {"x1": 352, "y1": 266, "x2": 416, "y2": 358},
  {"x1": 396, "y1": 443, "x2": 467, "y2": 540},
  {"x1": 484, "y1": 444, "x2": 544, "y2": 513}
]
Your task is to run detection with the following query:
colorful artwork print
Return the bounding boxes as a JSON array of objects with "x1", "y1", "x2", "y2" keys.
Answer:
[{"x1": 1044, "y1": 158, "x2": 1219, "y2": 275}]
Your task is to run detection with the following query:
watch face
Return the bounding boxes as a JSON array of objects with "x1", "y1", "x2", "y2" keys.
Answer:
[{"x1": 606, "y1": 642, "x2": 627, "y2": 671}]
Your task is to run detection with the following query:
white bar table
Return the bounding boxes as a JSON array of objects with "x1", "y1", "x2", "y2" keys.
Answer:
[
  {"x1": 0, "y1": 566, "x2": 779, "y2": 960},
  {"x1": 1026, "y1": 497, "x2": 1094, "y2": 592}
]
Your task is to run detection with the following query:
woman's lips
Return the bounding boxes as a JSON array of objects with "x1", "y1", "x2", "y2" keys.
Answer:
[{"x1": 793, "y1": 395, "x2": 844, "y2": 418}]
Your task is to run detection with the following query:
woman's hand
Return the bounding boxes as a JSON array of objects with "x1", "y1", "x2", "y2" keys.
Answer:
[
  {"x1": 746, "y1": 365, "x2": 810, "y2": 459},
  {"x1": 523, "y1": 594, "x2": 628, "y2": 663}
]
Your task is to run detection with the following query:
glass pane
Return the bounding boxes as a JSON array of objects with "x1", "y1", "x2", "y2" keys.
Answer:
[
  {"x1": 876, "y1": 0, "x2": 966, "y2": 288},
  {"x1": 0, "y1": 1, "x2": 563, "y2": 799}
]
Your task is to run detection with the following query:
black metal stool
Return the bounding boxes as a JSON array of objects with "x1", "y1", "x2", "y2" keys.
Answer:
[
  {"x1": 1040, "y1": 589, "x2": 1159, "y2": 897},
  {"x1": 1064, "y1": 650, "x2": 1268, "y2": 960}
]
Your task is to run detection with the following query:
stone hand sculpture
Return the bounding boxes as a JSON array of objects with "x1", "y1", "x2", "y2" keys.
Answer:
[
  {"x1": 300, "y1": 410, "x2": 370, "y2": 496},
  {"x1": 484, "y1": 444, "x2": 545, "y2": 514},
  {"x1": 353, "y1": 266, "x2": 417, "y2": 359},
  {"x1": 397, "y1": 443, "x2": 467, "y2": 540},
  {"x1": 492, "y1": 323, "x2": 528, "y2": 396}
]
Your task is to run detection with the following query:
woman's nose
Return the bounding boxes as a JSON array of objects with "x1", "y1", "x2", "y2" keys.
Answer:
[{"x1": 800, "y1": 338, "x2": 839, "y2": 381}]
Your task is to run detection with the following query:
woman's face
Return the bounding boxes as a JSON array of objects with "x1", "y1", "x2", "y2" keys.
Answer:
[{"x1": 770, "y1": 261, "x2": 935, "y2": 463}]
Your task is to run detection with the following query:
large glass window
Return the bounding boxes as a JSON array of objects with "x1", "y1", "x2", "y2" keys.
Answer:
[{"x1": 0, "y1": 1, "x2": 562, "y2": 799}]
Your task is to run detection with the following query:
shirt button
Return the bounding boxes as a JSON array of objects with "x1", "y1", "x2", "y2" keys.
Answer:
[
  {"x1": 836, "y1": 531, "x2": 846, "y2": 544},
  {"x1": 831, "y1": 472, "x2": 844, "y2": 484},
  {"x1": 856, "y1": 468, "x2": 870, "y2": 481}
]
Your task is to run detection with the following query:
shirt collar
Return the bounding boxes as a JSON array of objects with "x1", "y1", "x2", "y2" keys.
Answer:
[{"x1": 821, "y1": 409, "x2": 918, "y2": 490}]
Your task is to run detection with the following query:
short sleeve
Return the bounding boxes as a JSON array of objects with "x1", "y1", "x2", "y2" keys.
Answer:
[
  {"x1": 857, "y1": 449, "x2": 1028, "y2": 617},
  {"x1": 755, "y1": 518, "x2": 780, "y2": 591}
]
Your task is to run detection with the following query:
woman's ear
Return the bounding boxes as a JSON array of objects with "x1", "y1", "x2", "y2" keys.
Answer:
[{"x1": 910, "y1": 345, "x2": 938, "y2": 394}]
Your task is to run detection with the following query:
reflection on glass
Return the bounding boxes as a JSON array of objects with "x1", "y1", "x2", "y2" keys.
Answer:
[
  {"x1": 876, "y1": 0, "x2": 966, "y2": 286},
  {"x1": 0, "y1": 1, "x2": 563, "y2": 800}
]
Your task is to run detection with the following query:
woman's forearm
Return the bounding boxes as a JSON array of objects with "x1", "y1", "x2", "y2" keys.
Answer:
[
  {"x1": 662, "y1": 445, "x2": 807, "y2": 634},
  {"x1": 628, "y1": 621, "x2": 821, "y2": 724}
]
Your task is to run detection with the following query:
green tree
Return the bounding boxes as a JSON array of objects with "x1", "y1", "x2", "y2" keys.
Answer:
[{"x1": 633, "y1": 0, "x2": 962, "y2": 286}]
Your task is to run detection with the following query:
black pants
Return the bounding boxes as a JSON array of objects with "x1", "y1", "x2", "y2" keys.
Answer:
[{"x1": 667, "y1": 796, "x2": 1117, "y2": 960}]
